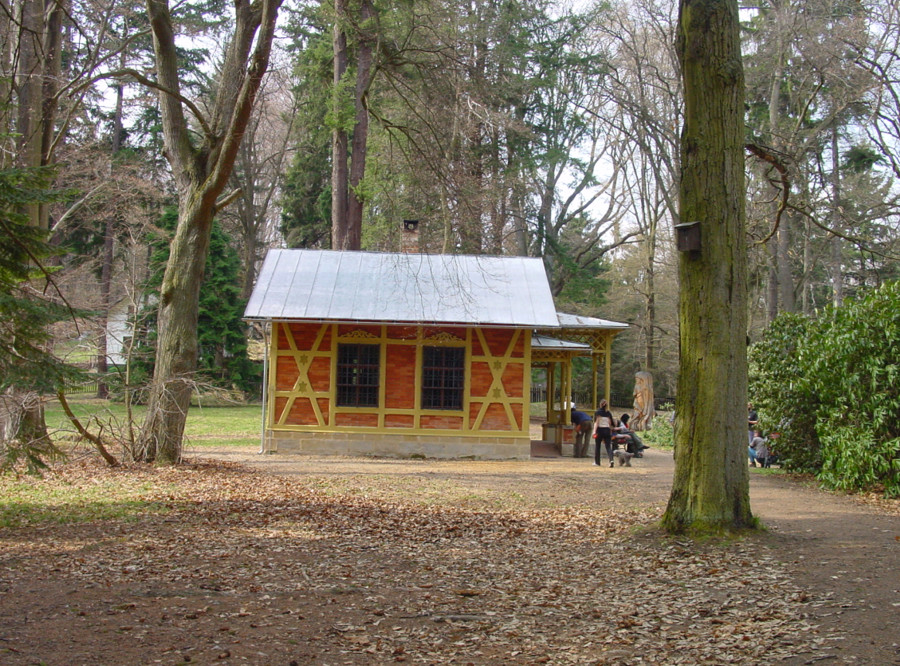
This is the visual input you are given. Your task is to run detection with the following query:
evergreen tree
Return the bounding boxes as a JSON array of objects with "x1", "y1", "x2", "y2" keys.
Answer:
[
  {"x1": 134, "y1": 208, "x2": 259, "y2": 396},
  {"x1": 0, "y1": 165, "x2": 82, "y2": 471}
]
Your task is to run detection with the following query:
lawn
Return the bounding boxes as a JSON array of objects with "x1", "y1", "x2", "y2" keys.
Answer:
[{"x1": 45, "y1": 397, "x2": 263, "y2": 449}]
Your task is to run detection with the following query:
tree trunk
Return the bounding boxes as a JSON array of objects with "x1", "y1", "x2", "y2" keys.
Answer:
[
  {"x1": 830, "y1": 127, "x2": 844, "y2": 307},
  {"x1": 777, "y1": 213, "x2": 794, "y2": 312},
  {"x1": 645, "y1": 215, "x2": 658, "y2": 372},
  {"x1": 766, "y1": 242, "x2": 778, "y2": 323},
  {"x1": 345, "y1": 0, "x2": 374, "y2": 251},
  {"x1": 11, "y1": 0, "x2": 64, "y2": 432},
  {"x1": 663, "y1": 0, "x2": 753, "y2": 533},
  {"x1": 331, "y1": 0, "x2": 350, "y2": 249},
  {"x1": 97, "y1": 75, "x2": 126, "y2": 399},
  {"x1": 136, "y1": 199, "x2": 213, "y2": 463},
  {"x1": 137, "y1": 0, "x2": 282, "y2": 463},
  {"x1": 240, "y1": 230, "x2": 259, "y2": 300}
]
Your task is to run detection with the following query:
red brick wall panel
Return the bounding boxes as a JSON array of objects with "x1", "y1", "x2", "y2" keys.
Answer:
[
  {"x1": 501, "y1": 363, "x2": 525, "y2": 398},
  {"x1": 335, "y1": 413, "x2": 379, "y2": 427},
  {"x1": 511, "y1": 404, "x2": 523, "y2": 430},
  {"x1": 288, "y1": 323, "x2": 326, "y2": 350},
  {"x1": 385, "y1": 414, "x2": 415, "y2": 428},
  {"x1": 421, "y1": 415, "x2": 464, "y2": 430},
  {"x1": 317, "y1": 398, "x2": 330, "y2": 425},
  {"x1": 385, "y1": 345, "x2": 416, "y2": 408},
  {"x1": 286, "y1": 398, "x2": 318, "y2": 425},
  {"x1": 470, "y1": 335, "x2": 483, "y2": 356},
  {"x1": 386, "y1": 325, "x2": 418, "y2": 340},
  {"x1": 277, "y1": 326, "x2": 291, "y2": 349},
  {"x1": 478, "y1": 403, "x2": 511, "y2": 430},
  {"x1": 273, "y1": 397, "x2": 288, "y2": 422},
  {"x1": 482, "y1": 329, "x2": 514, "y2": 357},
  {"x1": 308, "y1": 357, "x2": 331, "y2": 392},
  {"x1": 275, "y1": 357, "x2": 299, "y2": 390},
  {"x1": 470, "y1": 362, "x2": 493, "y2": 397},
  {"x1": 511, "y1": 333, "x2": 525, "y2": 356}
]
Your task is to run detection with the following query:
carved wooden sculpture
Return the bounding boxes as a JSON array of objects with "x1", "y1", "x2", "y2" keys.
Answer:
[{"x1": 632, "y1": 371, "x2": 656, "y2": 431}]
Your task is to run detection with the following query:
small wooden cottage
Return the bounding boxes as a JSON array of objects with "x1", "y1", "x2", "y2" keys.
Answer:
[{"x1": 244, "y1": 249, "x2": 627, "y2": 459}]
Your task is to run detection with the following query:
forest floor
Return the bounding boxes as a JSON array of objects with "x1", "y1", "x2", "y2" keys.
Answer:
[{"x1": 0, "y1": 438, "x2": 897, "y2": 665}]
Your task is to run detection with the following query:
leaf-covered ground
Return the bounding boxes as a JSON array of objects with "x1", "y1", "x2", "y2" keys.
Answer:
[{"x1": 0, "y1": 449, "x2": 897, "y2": 665}]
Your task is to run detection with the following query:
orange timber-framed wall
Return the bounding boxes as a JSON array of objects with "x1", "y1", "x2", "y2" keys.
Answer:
[{"x1": 264, "y1": 321, "x2": 533, "y2": 457}]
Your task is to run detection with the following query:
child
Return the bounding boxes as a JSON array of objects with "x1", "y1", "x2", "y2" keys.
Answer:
[{"x1": 749, "y1": 429, "x2": 767, "y2": 467}]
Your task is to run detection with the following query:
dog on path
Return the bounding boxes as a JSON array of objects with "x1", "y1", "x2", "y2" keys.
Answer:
[{"x1": 613, "y1": 450, "x2": 634, "y2": 467}]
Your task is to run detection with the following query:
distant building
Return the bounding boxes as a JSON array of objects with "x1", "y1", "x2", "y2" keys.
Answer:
[{"x1": 245, "y1": 249, "x2": 627, "y2": 458}]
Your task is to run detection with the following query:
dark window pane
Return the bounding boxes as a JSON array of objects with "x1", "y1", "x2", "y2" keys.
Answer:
[
  {"x1": 421, "y1": 346, "x2": 464, "y2": 410},
  {"x1": 336, "y1": 343, "x2": 380, "y2": 407}
]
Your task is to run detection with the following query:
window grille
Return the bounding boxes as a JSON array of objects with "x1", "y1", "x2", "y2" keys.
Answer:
[
  {"x1": 336, "y1": 343, "x2": 380, "y2": 407},
  {"x1": 421, "y1": 346, "x2": 464, "y2": 410}
]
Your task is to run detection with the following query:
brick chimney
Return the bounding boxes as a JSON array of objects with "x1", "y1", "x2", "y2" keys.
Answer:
[{"x1": 401, "y1": 219, "x2": 420, "y2": 253}]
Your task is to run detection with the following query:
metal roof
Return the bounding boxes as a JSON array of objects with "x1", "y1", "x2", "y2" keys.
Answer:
[
  {"x1": 244, "y1": 249, "x2": 560, "y2": 327},
  {"x1": 531, "y1": 334, "x2": 593, "y2": 352},
  {"x1": 555, "y1": 312, "x2": 630, "y2": 330}
]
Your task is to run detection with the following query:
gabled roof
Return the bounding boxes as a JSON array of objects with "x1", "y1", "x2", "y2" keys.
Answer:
[{"x1": 244, "y1": 249, "x2": 560, "y2": 327}]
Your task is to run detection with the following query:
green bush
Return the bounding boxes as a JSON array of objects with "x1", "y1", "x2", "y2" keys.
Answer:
[
  {"x1": 749, "y1": 313, "x2": 821, "y2": 472},
  {"x1": 639, "y1": 405, "x2": 674, "y2": 450},
  {"x1": 750, "y1": 282, "x2": 900, "y2": 497},
  {"x1": 806, "y1": 282, "x2": 900, "y2": 497}
]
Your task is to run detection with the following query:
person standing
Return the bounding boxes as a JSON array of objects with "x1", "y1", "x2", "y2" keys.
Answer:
[
  {"x1": 748, "y1": 403, "x2": 758, "y2": 445},
  {"x1": 593, "y1": 399, "x2": 615, "y2": 468}
]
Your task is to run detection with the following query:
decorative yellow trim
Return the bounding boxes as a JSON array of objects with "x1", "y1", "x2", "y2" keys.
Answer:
[
  {"x1": 273, "y1": 322, "x2": 332, "y2": 427},
  {"x1": 469, "y1": 328, "x2": 526, "y2": 434},
  {"x1": 342, "y1": 328, "x2": 379, "y2": 339},
  {"x1": 423, "y1": 331, "x2": 465, "y2": 343}
]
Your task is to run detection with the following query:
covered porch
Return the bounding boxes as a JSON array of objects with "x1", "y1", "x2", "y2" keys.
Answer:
[{"x1": 530, "y1": 314, "x2": 629, "y2": 457}]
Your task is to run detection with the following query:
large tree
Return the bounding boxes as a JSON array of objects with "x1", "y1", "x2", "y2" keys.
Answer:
[
  {"x1": 135, "y1": 0, "x2": 282, "y2": 463},
  {"x1": 662, "y1": 0, "x2": 753, "y2": 532}
]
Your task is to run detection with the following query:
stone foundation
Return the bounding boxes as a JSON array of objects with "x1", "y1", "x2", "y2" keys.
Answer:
[{"x1": 265, "y1": 430, "x2": 531, "y2": 460}]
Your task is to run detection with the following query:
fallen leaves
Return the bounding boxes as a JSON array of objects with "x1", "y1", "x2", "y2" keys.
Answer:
[{"x1": 0, "y1": 457, "x2": 850, "y2": 665}]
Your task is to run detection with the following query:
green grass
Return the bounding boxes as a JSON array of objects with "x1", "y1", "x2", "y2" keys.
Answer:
[
  {"x1": 0, "y1": 476, "x2": 172, "y2": 528},
  {"x1": 2, "y1": 398, "x2": 259, "y2": 528},
  {"x1": 44, "y1": 398, "x2": 262, "y2": 448}
]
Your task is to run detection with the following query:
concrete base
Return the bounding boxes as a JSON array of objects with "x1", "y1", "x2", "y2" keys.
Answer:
[{"x1": 265, "y1": 430, "x2": 531, "y2": 460}]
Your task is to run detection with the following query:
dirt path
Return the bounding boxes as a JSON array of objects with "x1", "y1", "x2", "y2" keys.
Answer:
[
  {"x1": 2, "y1": 444, "x2": 898, "y2": 665},
  {"x1": 748, "y1": 473, "x2": 900, "y2": 664},
  {"x1": 193, "y1": 444, "x2": 900, "y2": 664}
]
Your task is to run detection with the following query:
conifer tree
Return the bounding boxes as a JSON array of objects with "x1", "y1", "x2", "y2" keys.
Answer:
[{"x1": 0, "y1": 165, "x2": 81, "y2": 471}]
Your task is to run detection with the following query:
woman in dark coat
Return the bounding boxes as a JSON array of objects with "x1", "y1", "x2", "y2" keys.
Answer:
[
  {"x1": 617, "y1": 413, "x2": 648, "y2": 457},
  {"x1": 593, "y1": 399, "x2": 615, "y2": 467}
]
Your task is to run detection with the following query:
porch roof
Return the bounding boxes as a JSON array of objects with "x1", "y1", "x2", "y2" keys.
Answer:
[{"x1": 531, "y1": 334, "x2": 593, "y2": 353}]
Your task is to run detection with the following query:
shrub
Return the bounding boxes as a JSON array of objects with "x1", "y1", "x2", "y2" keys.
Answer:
[
  {"x1": 749, "y1": 313, "x2": 821, "y2": 472},
  {"x1": 750, "y1": 282, "x2": 900, "y2": 497},
  {"x1": 806, "y1": 282, "x2": 900, "y2": 497}
]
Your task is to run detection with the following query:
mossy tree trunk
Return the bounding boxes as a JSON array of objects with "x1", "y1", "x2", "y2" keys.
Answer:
[
  {"x1": 136, "y1": 0, "x2": 282, "y2": 464},
  {"x1": 662, "y1": 0, "x2": 753, "y2": 533}
]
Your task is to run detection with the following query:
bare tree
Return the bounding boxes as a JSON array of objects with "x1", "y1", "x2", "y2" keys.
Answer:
[
  {"x1": 219, "y1": 63, "x2": 297, "y2": 300},
  {"x1": 135, "y1": 0, "x2": 283, "y2": 464}
]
